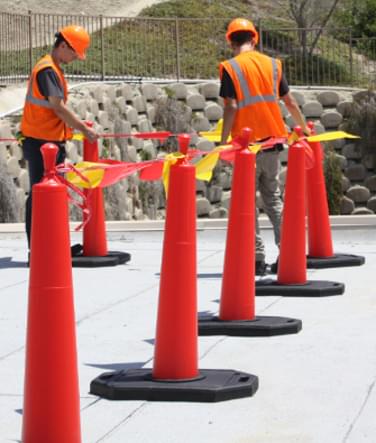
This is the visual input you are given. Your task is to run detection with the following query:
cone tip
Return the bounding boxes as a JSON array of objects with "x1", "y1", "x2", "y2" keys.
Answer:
[
  {"x1": 40, "y1": 143, "x2": 58, "y2": 175},
  {"x1": 178, "y1": 134, "x2": 190, "y2": 155},
  {"x1": 240, "y1": 127, "x2": 252, "y2": 147}
]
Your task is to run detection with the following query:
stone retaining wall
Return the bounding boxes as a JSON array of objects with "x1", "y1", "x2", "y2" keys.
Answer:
[{"x1": 0, "y1": 82, "x2": 373, "y2": 222}]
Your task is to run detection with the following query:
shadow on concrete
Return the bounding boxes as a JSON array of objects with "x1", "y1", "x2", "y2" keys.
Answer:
[
  {"x1": 198, "y1": 310, "x2": 215, "y2": 318},
  {"x1": 0, "y1": 257, "x2": 27, "y2": 269},
  {"x1": 197, "y1": 273, "x2": 222, "y2": 279},
  {"x1": 85, "y1": 361, "x2": 150, "y2": 371},
  {"x1": 154, "y1": 272, "x2": 222, "y2": 279}
]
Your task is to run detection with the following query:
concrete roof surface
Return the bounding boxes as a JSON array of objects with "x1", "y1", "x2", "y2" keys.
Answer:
[{"x1": 0, "y1": 226, "x2": 375, "y2": 443}]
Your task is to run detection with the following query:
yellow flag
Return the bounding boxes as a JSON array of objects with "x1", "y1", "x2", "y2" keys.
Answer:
[
  {"x1": 162, "y1": 152, "x2": 185, "y2": 193},
  {"x1": 199, "y1": 119, "x2": 232, "y2": 143},
  {"x1": 249, "y1": 144, "x2": 262, "y2": 154},
  {"x1": 287, "y1": 129, "x2": 359, "y2": 146},
  {"x1": 195, "y1": 141, "x2": 263, "y2": 182},
  {"x1": 195, "y1": 152, "x2": 220, "y2": 181},
  {"x1": 72, "y1": 133, "x2": 84, "y2": 141},
  {"x1": 287, "y1": 131, "x2": 300, "y2": 145},
  {"x1": 195, "y1": 144, "x2": 233, "y2": 182},
  {"x1": 66, "y1": 161, "x2": 106, "y2": 188},
  {"x1": 307, "y1": 131, "x2": 360, "y2": 143}
]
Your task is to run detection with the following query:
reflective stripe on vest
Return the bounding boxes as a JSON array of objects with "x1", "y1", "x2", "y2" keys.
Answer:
[
  {"x1": 229, "y1": 57, "x2": 278, "y2": 109},
  {"x1": 25, "y1": 60, "x2": 55, "y2": 109}
]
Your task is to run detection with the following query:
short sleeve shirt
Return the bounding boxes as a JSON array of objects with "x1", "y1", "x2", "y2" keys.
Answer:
[
  {"x1": 36, "y1": 67, "x2": 64, "y2": 100},
  {"x1": 219, "y1": 68, "x2": 289, "y2": 99}
]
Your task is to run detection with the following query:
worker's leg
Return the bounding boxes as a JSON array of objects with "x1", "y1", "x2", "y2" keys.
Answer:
[{"x1": 258, "y1": 151, "x2": 283, "y2": 248}]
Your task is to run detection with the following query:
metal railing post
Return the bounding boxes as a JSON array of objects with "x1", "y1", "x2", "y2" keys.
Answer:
[
  {"x1": 175, "y1": 18, "x2": 181, "y2": 81},
  {"x1": 100, "y1": 15, "x2": 105, "y2": 81},
  {"x1": 349, "y1": 29, "x2": 353, "y2": 86},
  {"x1": 28, "y1": 10, "x2": 33, "y2": 76},
  {"x1": 258, "y1": 19, "x2": 263, "y2": 52}
]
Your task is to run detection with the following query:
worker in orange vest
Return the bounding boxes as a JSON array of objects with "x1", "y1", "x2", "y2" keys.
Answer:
[
  {"x1": 220, "y1": 18, "x2": 309, "y2": 275},
  {"x1": 21, "y1": 25, "x2": 98, "y2": 256}
]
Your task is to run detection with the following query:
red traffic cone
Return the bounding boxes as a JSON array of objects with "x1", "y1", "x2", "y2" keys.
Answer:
[
  {"x1": 306, "y1": 121, "x2": 365, "y2": 268},
  {"x1": 22, "y1": 143, "x2": 81, "y2": 443},
  {"x1": 199, "y1": 128, "x2": 301, "y2": 336},
  {"x1": 82, "y1": 122, "x2": 108, "y2": 258},
  {"x1": 256, "y1": 128, "x2": 345, "y2": 297},
  {"x1": 306, "y1": 122, "x2": 334, "y2": 258},
  {"x1": 278, "y1": 140, "x2": 307, "y2": 284},
  {"x1": 220, "y1": 128, "x2": 255, "y2": 321},
  {"x1": 72, "y1": 121, "x2": 130, "y2": 267},
  {"x1": 90, "y1": 134, "x2": 258, "y2": 401},
  {"x1": 152, "y1": 134, "x2": 198, "y2": 380}
]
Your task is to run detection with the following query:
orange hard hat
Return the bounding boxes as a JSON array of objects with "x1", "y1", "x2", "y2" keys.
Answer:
[
  {"x1": 226, "y1": 18, "x2": 259, "y2": 45},
  {"x1": 59, "y1": 25, "x2": 90, "y2": 60}
]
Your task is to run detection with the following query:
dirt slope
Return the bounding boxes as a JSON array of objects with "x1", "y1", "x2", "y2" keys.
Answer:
[{"x1": 1, "y1": 0, "x2": 166, "y2": 17}]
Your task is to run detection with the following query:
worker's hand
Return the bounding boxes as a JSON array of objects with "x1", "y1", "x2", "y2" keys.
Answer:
[
  {"x1": 303, "y1": 126, "x2": 312, "y2": 137},
  {"x1": 15, "y1": 131, "x2": 25, "y2": 147},
  {"x1": 82, "y1": 125, "x2": 99, "y2": 143},
  {"x1": 220, "y1": 135, "x2": 231, "y2": 145}
]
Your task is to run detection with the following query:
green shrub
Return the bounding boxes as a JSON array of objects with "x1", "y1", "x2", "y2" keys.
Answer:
[
  {"x1": 324, "y1": 147, "x2": 343, "y2": 215},
  {"x1": 342, "y1": 89, "x2": 376, "y2": 170}
]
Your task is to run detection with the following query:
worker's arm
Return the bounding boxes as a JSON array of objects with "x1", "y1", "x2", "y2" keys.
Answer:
[
  {"x1": 220, "y1": 98, "x2": 237, "y2": 145},
  {"x1": 281, "y1": 92, "x2": 310, "y2": 135},
  {"x1": 48, "y1": 96, "x2": 98, "y2": 141}
]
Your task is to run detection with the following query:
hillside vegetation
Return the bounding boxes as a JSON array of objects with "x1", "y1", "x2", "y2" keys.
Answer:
[
  {"x1": 0, "y1": 0, "x2": 291, "y2": 24},
  {"x1": 140, "y1": 0, "x2": 291, "y2": 26},
  {"x1": 137, "y1": 0, "x2": 362, "y2": 85},
  {"x1": 1, "y1": 0, "x2": 369, "y2": 86}
]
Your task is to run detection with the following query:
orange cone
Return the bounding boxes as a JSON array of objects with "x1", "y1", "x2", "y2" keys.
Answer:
[
  {"x1": 90, "y1": 134, "x2": 259, "y2": 401},
  {"x1": 305, "y1": 121, "x2": 365, "y2": 269},
  {"x1": 22, "y1": 143, "x2": 81, "y2": 443},
  {"x1": 153, "y1": 134, "x2": 198, "y2": 379},
  {"x1": 82, "y1": 122, "x2": 108, "y2": 257},
  {"x1": 277, "y1": 140, "x2": 307, "y2": 284},
  {"x1": 72, "y1": 121, "x2": 131, "y2": 267},
  {"x1": 220, "y1": 128, "x2": 255, "y2": 320},
  {"x1": 256, "y1": 130, "x2": 345, "y2": 297},
  {"x1": 199, "y1": 128, "x2": 302, "y2": 335},
  {"x1": 306, "y1": 122, "x2": 333, "y2": 258}
]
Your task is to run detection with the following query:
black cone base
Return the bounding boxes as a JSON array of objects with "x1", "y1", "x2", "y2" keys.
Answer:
[
  {"x1": 307, "y1": 253, "x2": 365, "y2": 269},
  {"x1": 256, "y1": 279, "x2": 345, "y2": 297},
  {"x1": 198, "y1": 315, "x2": 302, "y2": 336},
  {"x1": 72, "y1": 251, "x2": 131, "y2": 268},
  {"x1": 90, "y1": 368, "x2": 258, "y2": 402}
]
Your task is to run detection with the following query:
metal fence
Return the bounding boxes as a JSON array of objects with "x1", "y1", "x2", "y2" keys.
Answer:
[{"x1": 1, "y1": 11, "x2": 375, "y2": 87}]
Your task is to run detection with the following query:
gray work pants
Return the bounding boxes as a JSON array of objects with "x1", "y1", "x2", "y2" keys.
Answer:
[{"x1": 255, "y1": 150, "x2": 283, "y2": 262}]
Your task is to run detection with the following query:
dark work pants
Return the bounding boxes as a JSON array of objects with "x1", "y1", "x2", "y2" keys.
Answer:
[{"x1": 23, "y1": 137, "x2": 66, "y2": 248}]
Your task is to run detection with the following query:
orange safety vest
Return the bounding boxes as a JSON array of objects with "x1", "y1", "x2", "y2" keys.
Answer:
[
  {"x1": 21, "y1": 54, "x2": 72, "y2": 141},
  {"x1": 220, "y1": 50, "x2": 287, "y2": 141}
]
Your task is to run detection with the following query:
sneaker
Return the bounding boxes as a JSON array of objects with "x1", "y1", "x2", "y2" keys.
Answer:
[{"x1": 255, "y1": 260, "x2": 267, "y2": 276}]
